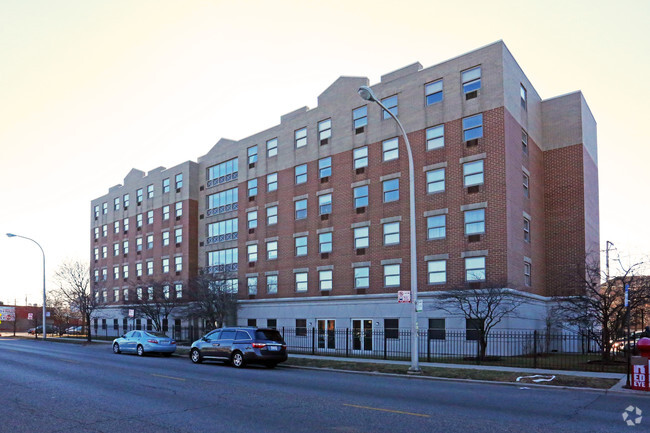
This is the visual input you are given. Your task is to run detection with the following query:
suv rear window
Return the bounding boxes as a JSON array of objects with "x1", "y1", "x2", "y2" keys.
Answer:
[{"x1": 255, "y1": 330, "x2": 284, "y2": 342}]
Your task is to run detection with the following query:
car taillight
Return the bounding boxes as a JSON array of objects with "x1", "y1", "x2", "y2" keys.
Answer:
[
  {"x1": 252, "y1": 343, "x2": 266, "y2": 348},
  {"x1": 282, "y1": 344, "x2": 287, "y2": 348},
  {"x1": 171, "y1": 340, "x2": 176, "y2": 344},
  {"x1": 147, "y1": 339, "x2": 158, "y2": 344}
]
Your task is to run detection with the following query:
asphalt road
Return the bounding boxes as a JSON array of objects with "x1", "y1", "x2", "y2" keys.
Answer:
[{"x1": 0, "y1": 338, "x2": 647, "y2": 433}]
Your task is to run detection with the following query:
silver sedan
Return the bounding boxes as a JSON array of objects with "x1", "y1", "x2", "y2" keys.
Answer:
[{"x1": 112, "y1": 330, "x2": 176, "y2": 357}]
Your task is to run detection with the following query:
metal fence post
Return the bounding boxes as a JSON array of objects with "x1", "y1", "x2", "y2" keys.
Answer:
[
  {"x1": 346, "y1": 328, "x2": 349, "y2": 357},
  {"x1": 383, "y1": 333, "x2": 387, "y2": 360},
  {"x1": 311, "y1": 327, "x2": 315, "y2": 355},
  {"x1": 533, "y1": 330, "x2": 538, "y2": 369}
]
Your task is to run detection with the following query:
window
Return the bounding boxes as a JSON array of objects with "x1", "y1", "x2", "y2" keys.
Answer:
[
  {"x1": 175, "y1": 202, "x2": 183, "y2": 217},
  {"x1": 162, "y1": 258, "x2": 169, "y2": 273},
  {"x1": 163, "y1": 285, "x2": 170, "y2": 299},
  {"x1": 295, "y1": 164, "x2": 307, "y2": 184},
  {"x1": 319, "y1": 194, "x2": 332, "y2": 215},
  {"x1": 465, "y1": 257, "x2": 486, "y2": 281},
  {"x1": 102, "y1": 202, "x2": 107, "y2": 214},
  {"x1": 113, "y1": 266, "x2": 119, "y2": 279},
  {"x1": 462, "y1": 66, "x2": 481, "y2": 94},
  {"x1": 428, "y1": 260, "x2": 446, "y2": 284},
  {"x1": 267, "y1": 206, "x2": 277, "y2": 225},
  {"x1": 381, "y1": 95, "x2": 398, "y2": 119},
  {"x1": 295, "y1": 199, "x2": 307, "y2": 220},
  {"x1": 101, "y1": 268, "x2": 107, "y2": 281},
  {"x1": 296, "y1": 319, "x2": 307, "y2": 336},
  {"x1": 147, "y1": 287, "x2": 154, "y2": 301},
  {"x1": 101, "y1": 246, "x2": 107, "y2": 259},
  {"x1": 207, "y1": 188, "x2": 238, "y2": 215},
  {"x1": 113, "y1": 243, "x2": 119, "y2": 257},
  {"x1": 383, "y1": 222, "x2": 400, "y2": 245},
  {"x1": 207, "y1": 218, "x2": 238, "y2": 242},
  {"x1": 123, "y1": 288, "x2": 129, "y2": 301},
  {"x1": 123, "y1": 240, "x2": 129, "y2": 254},
  {"x1": 384, "y1": 264, "x2": 400, "y2": 287},
  {"x1": 319, "y1": 232, "x2": 332, "y2": 253},
  {"x1": 353, "y1": 106, "x2": 367, "y2": 130},
  {"x1": 146, "y1": 260, "x2": 153, "y2": 275},
  {"x1": 523, "y1": 173, "x2": 530, "y2": 197},
  {"x1": 162, "y1": 178, "x2": 170, "y2": 193},
  {"x1": 174, "y1": 256, "x2": 182, "y2": 272},
  {"x1": 522, "y1": 130, "x2": 528, "y2": 154},
  {"x1": 247, "y1": 244, "x2": 258, "y2": 262},
  {"x1": 93, "y1": 227, "x2": 99, "y2": 239},
  {"x1": 136, "y1": 263, "x2": 143, "y2": 277},
  {"x1": 466, "y1": 318, "x2": 483, "y2": 341},
  {"x1": 524, "y1": 218, "x2": 530, "y2": 243},
  {"x1": 247, "y1": 210, "x2": 258, "y2": 229},
  {"x1": 207, "y1": 158, "x2": 238, "y2": 185},
  {"x1": 147, "y1": 184, "x2": 154, "y2": 199},
  {"x1": 382, "y1": 137, "x2": 399, "y2": 161},
  {"x1": 354, "y1": 267, "x2": 369, "y2": 289},
  {"x1": 207, "y1": 248, "x2": 238, "y2": 268},
  {"x1": 353, "y1": 146, "x2": 368, "y2": 169},
  {"x1": 425, "y1": 79, "x2": 443, "y2": 105},
  {"x1": 354, "y1": 185, "x2": 368, "y2": 208},
  {"x1": 123, "y1": 217, "x2": 129, "y2": 232},
  {"x1": 175, "y1": 173, "x2": 183, "y2": 190},
  {"x1": 266, "y1": 138, "x2": 278, "y2": 158},
  {"x1": 114, "y1": 197, "x2": 120, "y2": 211},
  {"x1": 295, "y1": 127, "x2": 307, "y2": 148},
  {"x1": 295, "y1": 236, "x2": 307, "y2": 256},
  {"x1": 427, "y1": 215, "x2": 446, "y2": 239},
  {"x1": 462, "y1": 114, "x2": 483, "y2": 141},
  {"x1": 113, "y1": 290, "x2": 120, "y2": 303},
  {"x1": 385, "y1": 318, "x2": 399, "y2": 339},
  {"x1": 267, "y1": 275, "x2": 278, "y2": 294},
  {"x1": 318, "y1": 119, "x2": 331, "y2": 143},
  {"x1": 464, "y1": 209, "x2": 485, "y2": 235},
  {"x1": 123, "y1": 194, "x2": 130, "y2": 208},
  {"x1": 354, "y1": 227, "x2": 369, "y2": 249},
  {"x1": 136, "y1": 188, "x2": 143, "y2": 204},
  {"x1": 146, "y1": 234, "x2": 153, "y2": 249},
  {"x1": 114, "y1": 221, "x2": 120, "y2": 234},
  {"x1": 175, "y1": 283, "x2": 183, "y2": 298},
  {"x1": 383, "y1": 178, "x2": 399, "y2": 203},
  {"x1": 94, "y1": 205, "x2": 99, "y2": 218},
  {"x1": 318, "y1": 157, "x2": 332, "y2": 178},
  {"x1": 122, "y1": 264, "x2": 129, "y2": 279},
  {"x1": 426, "y1": 168, "x2": 445, "y2": 193},
  {"x1": 463, "y1": 160, "x2": 484, "y2": 187},
  {"x1": 520, "y1": 84, "x2": 527, "y2": 110},
  {"x1": 428, "y1": 318, "x2": 445, "y2": 340},
  {"x1": 524, "y1": 262, "x2": 531, "y2": 286},
  {"x1": 175, "y1": 228, "x2": 182, "y2": 244},
  {"x1": 319, "y1": 270, "x2": 333, "y2": 291},
  {"x1": 267, "y1": 241, "x2": 278, "y2": 260},
  {"x1": 136, "y1": 214, "x2": 143, "y2": 228},
  {"x1": 247, "y1": 277, "x2": 258, "y2": 295},
  {"x1": 147, "y1": 210, "x2": 154, "y2": 224},
  {"x1": 248, "y1": 179, "x2": 258, "y2": 197},
  {"x1": 94, "y1": 248, "x2": 99, "y2": 261},
  {"x1": 136, "y1": 237, "x2": 143, "y2": 252},
  {"x1": 267, "y1": 172, "x2": 278, "y2": 191},
  {"x1": 163, "y1": 205, "x2": 170, "y2": 220},
  {"x1": 102, "y1": 225, "x2": 108, "y2": 237},
  {"x1": 295, "y1": 272, "x2": 308, "y2": 292},
  {"x1": 247, "y1": 145, "x2": 258, "y2": 166},
  {"x1": 426, "y1": 125, "x2": 444, "y2": 150}
]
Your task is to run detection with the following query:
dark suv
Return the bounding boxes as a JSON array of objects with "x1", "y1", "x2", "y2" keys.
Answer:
[{"x1": 190, "y1": 327, "x2": 287, "y2": 368}]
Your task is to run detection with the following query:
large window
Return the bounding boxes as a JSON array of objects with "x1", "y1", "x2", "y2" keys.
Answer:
[
  {"x1": 295, "y1": 199, "x2": 307, "y2": 220},
  {"x1": 354, "y1": 227, "x2": 369, "y2": 249},
  {"x1": 353, "y1": 146, "x2": 368, "y2": 169},
  {"x1": 354, "y1": 267, "x2": 369, "y2": 289},
  {"x1": 207, "y1": 247, "x2": 238, "y2": 269},
  {"x1": 295, "y1": 164, "x2": 307, "y2": 184},
  {"x1": 248, "y1": 179, "x2": 258, "y2": 197},
  {"x1": 383, "y1": 178, "x2": 399, "y2": 203},
  {"x1": 428, "y1": 318, "x2": 445, "y2": 340},
  {"x1": 295, "y1": 127, "x2": 307, "y2": 148},
  {"x1": 425, "y1": 79, "x2": 443, "y2": 105},
  {"x1": 295, "y1": 236, "x2": 307, "y2": 256},
  {"x1": 136, "y1": 188, "x2": 143, "y2": 204},
  {"x1": 319, "y1": 157, "x2": 332, "y2": 178},
  {"x1": 247, "y1": 244, "x2": 258, "y2": 262},
  {"x1": 247, "y1": 277, "x2": 257, "y2": 295},
  {"x1": 207, "y1": 187, "x2": 238, "y2": 216},
  {"x1": 267, "y1": 206, "x2": 278, "y2": 226},
  {"x1": 381, "y1": 95, "x2": 398, "y2": 119},
  {"x1": 354, "y1": 185, "x2": 368, "y2": 208},
  {"x1": 384, "y1": 264, "x2": 400, "y2": 287},
  {"x1": 247, "y1": 145, "x2": 258, "y2": 166},
  {"x1": 267, "y1": 172, "x2": 278, "y2": 192},
  {"x1": 464, "y1": 209, "x2": 485, "y2": 235},
  {"x1": 295, "y1": 272, "x2": 308, "y2": 292},
  {"x1": 319, "y1": 194, "x2": 332, "y2": 215},
  {"x1": 267, "y1": 275, "x2": 278, "y2": 294},
  {"x1": 427, "y1": 215, "x2": 446, "y2": 239},
  {"x1": 426, "y1": 125, "x2": 444, "y2": 150},
  {"x1": 426, "y1": 168, "x2": 445, "y2": 193},
  {"x1": 319, "y1": 270, "x2": 333, "y2": 291},
  {"x1": 463, "y1": 160, "x2": 484, "y2": 187},
  {"x1": 382, "y1": 138, "x2": 399, "y2": 162},
  {"x1": 207, "y1": 158, "x2": 238, "y2": 186},
  {"x1": 353, "y1": 106, "x2": 367, "y2": 131},
  {"x1": 162, "y1": 231, "x2": 170, "y2": 246},
  {"x1": 461, "y1": 66, "x2": 481, "y2": 94},
  {"x1": 318, "y1": 119, "x2": 331, "y2": 144},
  {"x1": 207, "y1": 218, "x2": 238, "y2": 243},
  {"x1": 175, "y1": 173, "x2": 183, "y2": 190},
  {"x1": 162, "y1": 178, "x2": 170, "y2": 193},
  {"x1": 465, "y1": 257, "x2": 486, "y2": 281},
  {"x1": 266, "y1": 138, "x2": 278, "y2": 158},
  {"x1": 267, "y1": 241, "x2": 278, "y2": 260},
  {"x1": 319, "y1": 232, "x2": 333, "y2": 253},
  {"x1": 383, "y1": 222, "x2": 400, "y2": 246},
  {"x1": 428, "y1": 260, "x2": 446, "y2": 284},
  {"x1": 147, "y1": 184, "x2": 154, "y2": 199},
  {"x1": 462, "y1": 114, "x2": 483, "y2": 141}
]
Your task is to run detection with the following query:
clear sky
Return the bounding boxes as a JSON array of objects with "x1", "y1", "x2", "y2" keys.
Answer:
[{"x1": 1, "y1": 0, "x2": 648, "y2": 305}]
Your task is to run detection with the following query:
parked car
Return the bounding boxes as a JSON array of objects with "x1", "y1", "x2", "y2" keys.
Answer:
[
  {"x1": 112, "y1": 330, "x2": 176, "y2": 356},
  {"x1": 190, "y1": 327, "x2": 287, "y2": 368},
  {"x1": 612, "y1": 331, "x2": 646, "y2": 353},
  {"x1": 66, "y1": 326, "x2": 84, "y2": 335},
  {"x1": 27, "y1": 325, "x2": 59, "y2": 335}
]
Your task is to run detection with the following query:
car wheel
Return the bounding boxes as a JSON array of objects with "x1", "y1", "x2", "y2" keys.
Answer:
[
  {"x1": 136, "y1": 345, "x2": 145, "y2": 356},
  {"x1": 266, "y1": 362, "x2": 278, "y2": 369},
  {"x1": 190, "y1": 348, "x2": 202, "y2": 364},
  {"x1": 231, "y1": 351, "x2": 245, "y2": 368},
  {"x1": 113, "y1": 343, "x2": 121, "y2": 354}
]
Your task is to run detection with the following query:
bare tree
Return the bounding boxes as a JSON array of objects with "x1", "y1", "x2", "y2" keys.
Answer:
[
  {"x1": 437, "y1": 283, "x2": 523, "y2": 361},
  {"x1": 555, "y1": 253, "x2": 649, "y2": 361},
  {"x1": 47, "y1": 290, "x2": 73, "y2": 336},
  {"x1": 121, "y1": 278, "x2": 185, "y2": 332},
  {"x1": 186, "y1": 273, "x2": 239, "y2": 329},
  {"x1": 55, "y1": 260, "x2": 99, "y2": 342}
]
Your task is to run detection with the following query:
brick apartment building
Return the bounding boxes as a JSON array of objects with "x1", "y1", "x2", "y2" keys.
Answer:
[{"x1": 90, "y1": 41, "x2": 599, "y2": 337}]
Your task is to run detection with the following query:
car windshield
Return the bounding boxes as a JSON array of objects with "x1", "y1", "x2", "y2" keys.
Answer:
[
  {"x1": 146, "y1": 332, "x2": 170, "y2": 338},
  {"x1": 255, "y1": 330, "x2": 283, "y2": 342}
]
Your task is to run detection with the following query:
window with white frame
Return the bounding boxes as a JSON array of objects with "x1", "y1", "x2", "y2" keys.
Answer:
[
  {"x1": 248, "y1": 179, "x2": 258, "y2": 197},
  {"x1": 248, "y1": 277, "x2": 258, "y2": 295},
  {"x1": 162, "y1": 178, "x2": 170, "y2": 193},
  {"x1": 162, "y1": 258, "x2": 169, "y2": 273},
  {"x1": 136, "y1": 214, "x2": 143, "y2": 228},
  {"x1": 101, "y1": 246, "x2": 107, "y2": 259},
  {"x1": 384, "y1": 264, "x2": 400, "y2": 287},
  {"x1": 162, "y1": 231, "x2": 170, "y2": 246},
  {"x1": 136, "y1": 188, "x2": 143, "y2": 204},
  {"x1": 319, "y1": 194, "x2": 332, "y2": 215},
  {"x1": 295, "y1": 199, "x2": 307, "y2": 220},
  {"x1": 247, "y1": 244, "x2": 258, "y2": 262},
  {"x1": 123, "y1": 264, "x2": 128, "y2": 279},
  {"x1": 524, "y1": 262, "x2": 531, "y2": 286},
  {"x1": 354, "y1": 267, "x2": 369, "y2": 289},
  {"x1": 123, "y1": 217, "x2": 129, "y2": 232},
  {"x1": 383, "y1": 178, "x2": 399, "y2": 203},
  {"x1": 113, "y1": 243, "x2": 119, "y2": 257},
  {"x1": 353, "y1": 146, "x2": 368, "y2": 169},
  {"x1": 123, "y1": 240, "x2": 129, "y2": 254},
  {"x1": 319, "y1": 157, "x2": 332, "y2": 178},
  {"x1": 425, "y1": 79, "x2": 443, "y2": 105},
  {"x1": 426, "y1": 168, "x2": 445, "y2": 193},
  {"x1": 174, "y1": 256, "x2": 182, "y2": 272},
  {"x1": 295, "y1": 236, "x2": 307, "y2": 256},
  {"x1": 267, "y1": 173, "x2": 278, "y2": 191},
  {"x1": 247, "y1": 145, "x2": 258, "y2": 166},
  {"x1": 354, "y1": 227, "x2": 369, "y2": 249},
  {"x1": 523, "y1": 173, "x2": 530, "y2": 197},
  {"x1": 382, "y1": 137, "x2": 399, "y2": 162},
  {"x1": 114, "y1": 197, "x2": 120, "y2": 211},
  {"x1": 522, "y1": 129, "x2": 528, "y2": 154},
  {"x1": 175, "y1": 173, "x2": 183, "y2": 190},
  {"x1": 318, "y1": 119, "x2": 331, "y2": 143},
  {"x1": 102, "y1": 202, "x2": 107, "y2": 214},
  {"x1": 136, "y1": 287, "x2": 143, "y2": 300},
  {"x1": 136, "y1": 263, "x2": 142, "y2": 277},
  {"x1": 102, "y1": 268, "x2": 107, "y2": 281},
  {"x1": 113, "y1": 266, "x2": 119, "y2": 280},
  {"x1": 94, "y1": 227, "x2": 99, "y2": 239},
  {"x1": 94, "y1": 248, "x2": 99, "y2": 261},
  {"x1": 520, "y1": 84, "x2": 527, "y2": 110},
  {"x1": 428, "y1": 260, "x2": 446, "y2": 284},
  {"x1": 267, "y1": 275, "x2": 278, "y2": 294},
  {"x1": 319, "y1": 270, "x2": 333, "y2": 291},
  {"x1": 462, "y1": 114, "x2": 483, "y2": 141},
  {"x1": 427, "y1": 215, "x2": 446, "y2": 239},
  {"x1": 426, "y1": 124, "x2": 444, "y2": 150},
  {"x1": 465, "y1": 257, "x2": 486, "y2": 281},
  {"x1": 295, "y1": 164, "x2": 307, "y2": 184},
  {"x1": 123, "y1": 288, "x2": 129, "y2": 301},
  {"x1": 524, "y1": 217, "x2": 530, "y2": 243},
  {"x1": 147, "y1": 184, "x2": 154, "y2": 199},
  {"x1": 247, "y1": 210, "x2": 258, "y2": 229},
  {"x1": 267, "y1": 205, "x2": 277, "y2": 225},
  {"x1": 295, "y1": 272, "x2": 308, "y2": 292},
  {"x1": 295, "y1": 127, "x2": 307, "y2": 148},
  {"x1": 136, "y1": 237, "x2": 143, "y2": 251},
  {"x1": 175, "y1": 283, "x2": 183, "y2": 298},
  {"x1": 163, "y1": 285, "x2": 170, "y2": 299},
  {"x1": 146, "y1": 260, "x2": 153, "y2": 275},
  {"x1": 381, "y1": 95, "x2": 398, "y2": 119},
  {"x1": 266, "y1": 138, "x2": 278, "y2": 158},
  {"x1": 114, "y1": 221, "x2": 120, "y2": 234},
  {"x1": 123, "y1": 193, "x2": 130, "y2": 208},
  {"x1": 94, "y1": 205, "x2": 99, "y2": 218},
  {"x1": 383, "y1": 222, "x2": 400, "y2": 245},
  {"x1": 461, "y1": 66, "x2": 481, "y2": 94},
  {"x1": 463, "y1": 160, "x2": 484, "y2": 187},
  {"x1": 147, "y1": 210, "x2": 153, "y2": 225},
  {"x1": 353, "y1": 106, "x2": 367, "y2": 130},
  {"x1": 319, "y1": 232, "x2": 332, "y2": 253},
  {"x1": 354, "y1": 185, "x2": 368, "y2": 208},
  {"x1": 93, "y1": 269, "x2": 99, "y2": 281},
  {"x1": 175, "y1": 228, "x2": 182, "y2": 244},
  {"x1": 175, "y1": 202, "x2": 183, "y2": 217},
  {"x1": 464, "y1": 209, "x2": 485, "y2": 235},
  {"x1": 114, "y1": 288, "x2": 120, "y2": 302},
  {"x1": 267, "y1": 241, "x2": 278, "y2": 260},
  {"x1": 146, "y1": 234, "x2": 153, "y2": 250}
]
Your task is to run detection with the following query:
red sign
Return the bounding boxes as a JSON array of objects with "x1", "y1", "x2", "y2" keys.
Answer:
[
  {"x1": 27, "y1": 313, "x2": 33, "y2": 320},
  {"x1": 398, "y1": 291, "x2": 411, "y2": 303}
]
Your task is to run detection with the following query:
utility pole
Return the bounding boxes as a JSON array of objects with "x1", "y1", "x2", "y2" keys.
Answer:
[{"x1": 605, "y1": 240, "x2": 614, "y2": 279}]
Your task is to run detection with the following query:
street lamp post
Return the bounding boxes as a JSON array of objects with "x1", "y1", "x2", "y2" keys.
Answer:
[
  {"x1": 358, "y1": 85, "x2": 421, "y2": 374},
  {"x1": 7, "y1": 233, "x2": 47, "y2": 340}
]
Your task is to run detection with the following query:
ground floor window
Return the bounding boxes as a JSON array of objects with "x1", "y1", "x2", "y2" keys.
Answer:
[
  {"x1": 384, "y1": 318, "x2": 399, "y2": 339},
  {"x1": 428, "y1": 318, "x2": 446, "y2": 340},
  {"x1": 296, "y1": 319, "x2": 307, "y2": 336},
  {"x1": 317, "y1": 319, "x2": 336, "y2": 349}
]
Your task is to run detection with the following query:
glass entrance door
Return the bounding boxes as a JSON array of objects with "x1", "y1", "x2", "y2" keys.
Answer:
[
  {"x1": 352, "y1": 319, "x2": 373, "y2": 351},
  {"x1": 317, "y1": 319, "x2": 336, "y2": 349}
]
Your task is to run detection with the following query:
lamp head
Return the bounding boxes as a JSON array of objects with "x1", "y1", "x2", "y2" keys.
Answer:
[
  {"x1": 358, "y1": 86, "x2": 377, "y2": 102},
  {"x1": 6, "y1": 233, "x2": 16, "y2": 238}
]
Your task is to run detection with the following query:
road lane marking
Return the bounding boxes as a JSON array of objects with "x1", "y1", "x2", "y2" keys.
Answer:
[
  {"x1": 151, "y1": 373, "x2": 186, "y2": 382},
  {"x1": 343, "y1": 404, "x2": 430, "y2": 418},
  {"x1": 59, "y1": 358, "x2": 80, "y2": 364}
]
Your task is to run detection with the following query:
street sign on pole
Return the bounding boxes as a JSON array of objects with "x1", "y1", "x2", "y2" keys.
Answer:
[
  {"x1": 398, "y1": 291, "x2": 411, "y2": 303},
  {"x1": 416, "y1": 299, "x2": 423, "y2": 312},
  {"x1": 128, "y1": 309, "x2": 135, "y2": 318},
  {"x1": 28, "y1": 313, "x2": 33, "y2": 320},
  {"x1": 625, "y1": 284, "x2": 630, "y2": 307}
]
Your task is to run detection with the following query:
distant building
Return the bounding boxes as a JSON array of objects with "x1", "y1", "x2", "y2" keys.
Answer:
[{"x1": 90, "y1": 41, "x2": 599, "y2": 338}]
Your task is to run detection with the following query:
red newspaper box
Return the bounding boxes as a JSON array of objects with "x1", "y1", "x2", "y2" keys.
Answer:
[{"x1": 631, "y1": 337, "x2": 650, "y2": 391}]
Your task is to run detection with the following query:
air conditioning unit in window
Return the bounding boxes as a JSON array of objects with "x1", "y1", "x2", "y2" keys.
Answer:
[
  {"x1": 248, "y1": 228, "x2": 255, "y2": 234},
  {"x1": 320, "y1": 252, "x2": 330, "y2": 259},
  {"x1": 320, "y1": 138, "x2": 329, "y2": 146},
  {"x1": 467, "y1": 185, "x2": 480, "y2": 194},
  {"x1": 200, "y1": 186, "x2": 204, "y2": 191},
  {"x1": 468, "y1": 234, "x2": 481, "y2": 243},
  {"x1": 249, "y1": 196, "x2": 256, "y2": 202},
  {"x1": 356, "y1": 288, "x2": 366, "y2": 294},
  {"x1": 176, "y1": 271, "x2": 181, "y2": 276},
  {"x1": 356, "y1": 248, "x2": 366, "y2": 255},
  {"x1": 248, "y1": 294, "x2": 256, "y2": 299},
  {"x1": 356, "y1": 206, "x2": 366, "y2": 214},
  {"x1": 355, "y1": 126, "x2": 365, "y2": 135},
  {"x1": 200, "y1": 214, "x2": 204, "y2": 219},
  {"x1": 176, "y1": 216, "x2": 181, "y2": 221},
  {"x1": 465, "y1": 90, "x2": 478, "y2": 100},
  {"x1": 321, "y1": 291, "x2": 330, "y2": 296},
  {"x1": 176, "y1": 188, "x2": 181, "y2": 193},
  {"x1": 356, "y1": 167, "x2": 365, "y2": 175},
  {"x1": 469, "y1": 282, "x2": 481, "y2": 290},
  {"x1": 320, "y1": 214, "x2": 329, "y2": 221},
  {"x1": 320, "y1": 177, "x2": 329, "y2": 184},
  {"x1": 199, "y1": 242, "x2": 204, "y2": 247},
  {"x1": 249, "y1": 162, "x2": 256, "y2": 169},
  {"x1": 176, "y1": 243, "x2": 181, "y2": 248},
  {"x1": 248, "y1": 262, "x2": 255, "y2": 267},
  {"x1": 465, "y1": 139, "x2": 479, "y2": 147},
  {"x1": 123, "y1": 253, "x2": 127, "y2": 258}
]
